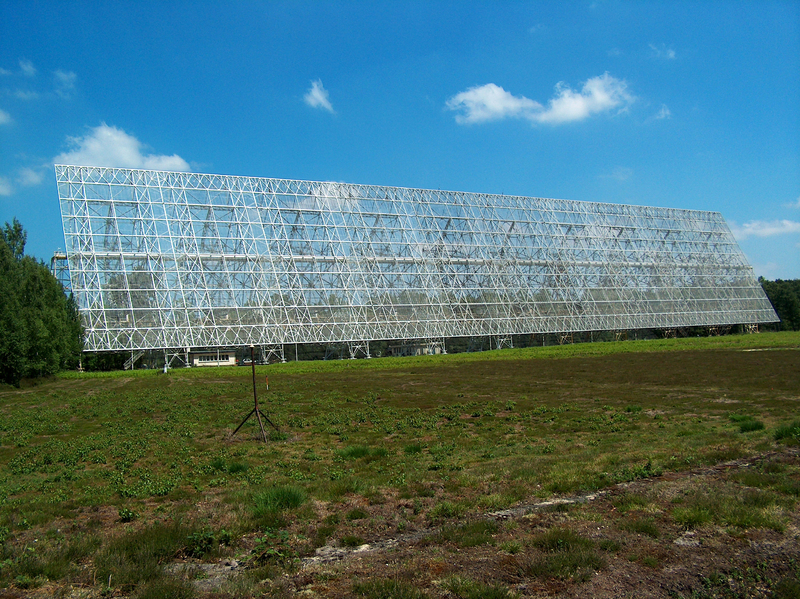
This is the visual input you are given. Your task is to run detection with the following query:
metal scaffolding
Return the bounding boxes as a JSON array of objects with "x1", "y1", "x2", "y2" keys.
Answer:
[{"x1": 55, "y1": 165, "x2": 778, "y2": 353}]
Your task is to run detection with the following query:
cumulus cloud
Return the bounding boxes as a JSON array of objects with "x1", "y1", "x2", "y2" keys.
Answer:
[
  {"x1": 0, "y1": 176, "x2": 12, "y2": 196},
  {"x1": 0, "y1": 108, "x2": 10, "y2": 125},
  {"x1": 649, "y1": 43, "x2": 676, "y2": 59},
  {"x1": 445, "y1": 83, "x2": 542, "y2": 124},
  {"x1": 447, "y1": 73, "x2": 633, "y2": 125},
  {"x1": 54, "y1": 70, "x2": 77, "y2": 98},
  {"x1": 730, "y1": 219, "x2": 800, "y2": 240},
  {"x1": 19, "y1": 59, "x2": 36, "y2": 77},
  {"x1": 54, "y1": 123, "x2": 191, "y2": 171},
  {"x1": 304, "y1": 79, "x2": 334, "y2": 113}
]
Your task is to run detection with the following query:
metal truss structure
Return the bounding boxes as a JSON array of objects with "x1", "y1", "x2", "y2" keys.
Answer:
[{"x1": 55, "y1": 165, "x2": 777, "y2": 353}]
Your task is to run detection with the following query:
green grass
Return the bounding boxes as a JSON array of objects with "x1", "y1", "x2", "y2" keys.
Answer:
[
  {"x1": 523, "y1": 528, "x2": 606, "y2": 581},
  {"x1": 775, "y1": 420, "x2": 800, "y2": 444},
  {"x1": 353, "y1": 579, "x2": 429, "y2": 599},
  {"x1": 252, "y1": 484, "x2": 307, "y2": 528},
  {"x1": 94, "y1": 520, "x2": 197, "y2": 589},
  {"x1": 442, "y1": 575, "x2": 517, "y2": 599},
  {"x1": 619, "y1": 517, "x2": 660, "y2": 538},
  {"x1": 671, "y1": 483, "x2": 790, "y2": 531},
  {"x1": 437, "y1": 520, "x2": 499, "y2": 548},
  {"x1": 0, "y1": 332, "x2": 798, "y2": 595}
]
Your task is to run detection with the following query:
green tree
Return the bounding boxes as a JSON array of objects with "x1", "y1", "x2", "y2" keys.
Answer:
[
  {"x1": 1, "y1": 217, "x2": 27, "y2": 260},
  {"x1": 0, "y1": 219, "x2": 82, "y2": 386},
  {"x1": 759, "y1": 277, "x2": 800, "y2": 331}
]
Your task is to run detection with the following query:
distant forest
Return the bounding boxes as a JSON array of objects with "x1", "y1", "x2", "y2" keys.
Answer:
[
  {"x1": 759, "y1": 277, "x2": 800, "y2": 332},
  {"x1": 0, "y1": 217, "x2": 798, "y2": 385}
]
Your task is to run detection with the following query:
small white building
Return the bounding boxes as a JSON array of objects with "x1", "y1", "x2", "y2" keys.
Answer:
[{"x1": 189, "y1": 350, "x2": 237, "y2": 367}]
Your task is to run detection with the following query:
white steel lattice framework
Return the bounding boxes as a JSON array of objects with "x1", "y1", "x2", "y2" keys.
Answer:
[{"x1": 55, "y1": 165, "x2": 777, "y2": 353}]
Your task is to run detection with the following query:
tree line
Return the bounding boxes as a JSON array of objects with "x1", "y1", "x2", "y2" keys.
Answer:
[
  {"x1": 759, "y1": 277, "x2": 800, "y2": 331},
  {"x1": 0, "y1": 219, "x2": 82, "y2": 386}
]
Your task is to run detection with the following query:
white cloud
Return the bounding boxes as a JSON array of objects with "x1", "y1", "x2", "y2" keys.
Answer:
[
  {"x1": 0, "y1": 176, "x2": 12, "y2": 196},
  {"x1": 538, "y1": 73, "x2": 634, "y2": 124},
  {"x1": 649, "y1": 43, "x2": 676, "y2": 59},
  {"x1": 445, "y1": 83, "x2": 542, "y2": 124},
  {"x1": 607, "y1": 48, "x2": 622, "y2": 57},
  {"x1": 730, "y1": 219, "x2": 800, "y2": 240},
  {"x1": 601, "y1": 166, "x2": 633, "y2": 181},
  {"x1": 304, "y1": 79, "x2": 334, "y2": 113},
  {"x1": 793, "y1": 196, "x2": 800, "y2": 209},
  {"x1": 0, "y1": 108, "x2": 10, "y2": 125},
  {"x1": 654, "y1": 104, "x2": 671, "y2": 120},
  {"x1": 54, "y1": 123, "x2": 191, "y2": 171},
  {"x1": 19, "y1": 59, "x2": 36, "y2": 77},
  {"x1": 446, "y1": 73, "x2": 634, "y2": 125},
  {"x1": 14, "y1": 90, "x2": 39, "y2": 100},
  {"x1": 0, "y1": 67, "x2": 11, "y2": 76},
  {"x1": 17, "y1": 167, "x2": 44, "y2": 187},
  {"x1": 54, "y1": 70, "x2": 77, "y2": 98}
]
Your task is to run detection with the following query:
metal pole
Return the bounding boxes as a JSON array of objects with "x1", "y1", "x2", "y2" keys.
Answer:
[{"x1": 251, "y1": 345, "x2": 268, "y2": 443}]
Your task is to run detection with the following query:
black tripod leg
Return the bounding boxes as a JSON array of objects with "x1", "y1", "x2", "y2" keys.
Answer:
[{"x1": 232, "y1": 408, "x2": 256, "y2": 436}]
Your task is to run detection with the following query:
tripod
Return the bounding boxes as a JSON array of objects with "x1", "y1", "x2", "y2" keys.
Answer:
[{"x1": 232, "y1": 346, "x2": 280, "y2": 442}]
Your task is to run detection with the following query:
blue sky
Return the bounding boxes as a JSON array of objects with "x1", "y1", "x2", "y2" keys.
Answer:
[{"x1": 1, "y1": 1, "x2": 798, "y2": 278}]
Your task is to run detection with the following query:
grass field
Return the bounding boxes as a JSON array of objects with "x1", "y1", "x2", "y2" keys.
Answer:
[{"x1": 0, "y1": 332, "x2": 799, "y2": 598}]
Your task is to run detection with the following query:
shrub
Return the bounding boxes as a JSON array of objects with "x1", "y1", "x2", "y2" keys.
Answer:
[
  {"x1": 340, "y1": 535, "x2": 364, "y2": 547},
  {"x1": 185, "y1": 529, "x2": 232, "y2": 558},
  {"x1": 118, "y1": 507, "x2": 138, "y2": 523},
  {"x1": 251, "y1": 529, "x2": 296, "y2": 565}
]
